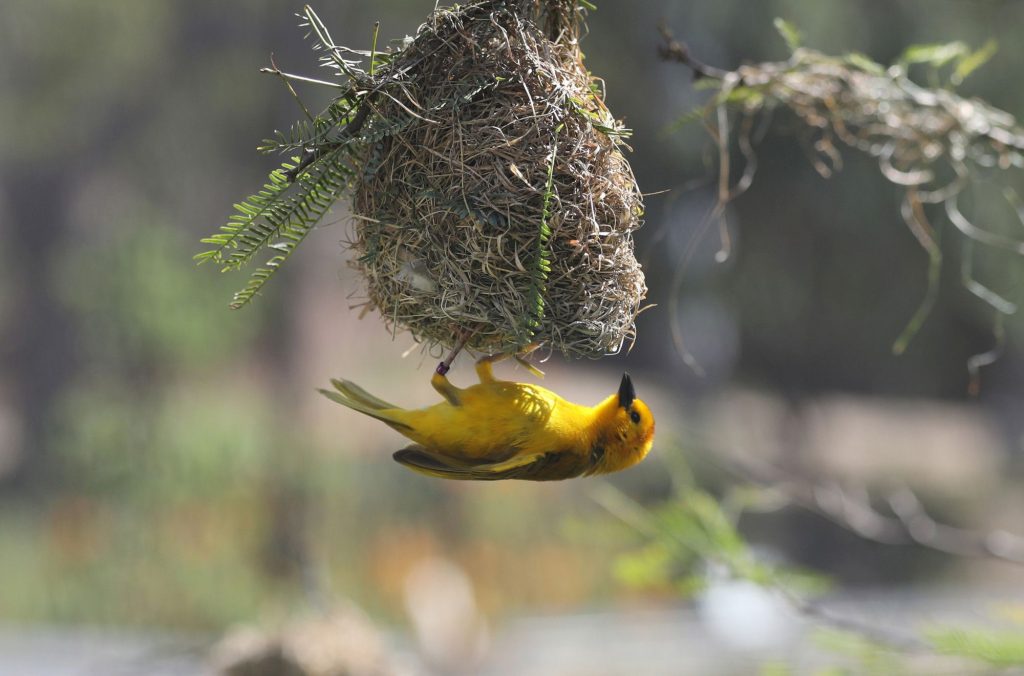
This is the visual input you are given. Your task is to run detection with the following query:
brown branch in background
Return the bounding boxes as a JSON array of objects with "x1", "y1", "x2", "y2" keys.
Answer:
[
  {"x1": 697, "y1": 447, "x2": 1024, "y2": 566},
  {"x1": 657, "y1": 22, "x2": 731, "y2": 81},
  {"x1": 781, "y1": 590, "x2": 928, "y2": 653},
  {"x1": 891, "y1": 189, "x2": 942, "y2": 356}
]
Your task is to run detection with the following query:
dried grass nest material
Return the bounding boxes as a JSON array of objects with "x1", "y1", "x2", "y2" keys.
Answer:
[
  {"x1": 350, "y1": 0, "x2": 646, "y2": 358},
  {"x1": 718, "y1": 49, "x2": 1024, "y2": 183}
]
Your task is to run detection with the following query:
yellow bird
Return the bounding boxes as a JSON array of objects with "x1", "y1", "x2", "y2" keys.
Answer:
[{"x1": 319, "y1": 351, "x2": 655, "y2": 481}]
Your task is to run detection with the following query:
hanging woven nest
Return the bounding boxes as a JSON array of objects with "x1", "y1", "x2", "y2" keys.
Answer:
[
  {"x1": 202, "y1": 0, "x2": 646, "y2": 358},
  {"x1": 349, "y1": 0, "x2": 645, "y2": 357}
]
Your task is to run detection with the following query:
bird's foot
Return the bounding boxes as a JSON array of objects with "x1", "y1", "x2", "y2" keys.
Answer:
[
  {"x1": 475, "y1": 342, "x2": 546, "y2": 382},
  {"x1": 436, "y1": 328, "x2": 475, "y2": 375}
]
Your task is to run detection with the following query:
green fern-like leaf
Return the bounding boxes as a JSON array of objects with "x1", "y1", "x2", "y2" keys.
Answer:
[
  {"x1": 896, "y1": 41, "x2": 969, "y2": 70},
  {"x1": 227, "y1": 151, "x2": 354, "y2": 308},
  {"x1": 952, "y1": 39, "x2": 998, "y2": 86},
  {"x1": 773, "y1": 18, "x2": 802, "y2": 52},
  {"x1": 197, "y1": 6, "x2": 381, "y2": 309},
  {"x1": 258, "y1": 97, "x2": 364, "y2": 155},
  {"x1": 194, "y1": 162, "x2": 296, "y2": 267},
  {"x1": 258, "y1": 120, "x2": 323, "y2": 155},
  {"x1": 523, "y1": 126, "x2": 560, "y2": 340},
  {"x1": 299, "y1": 5, "x2": 368, "y2": 81},
  {"x1": 196, "y1": 148, "x2": 353, "y2": 309}
]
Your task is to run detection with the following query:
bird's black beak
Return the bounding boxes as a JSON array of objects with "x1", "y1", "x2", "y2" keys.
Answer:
[{"x1": 618, "y1": 372, "x2": 635, "y2": 409}]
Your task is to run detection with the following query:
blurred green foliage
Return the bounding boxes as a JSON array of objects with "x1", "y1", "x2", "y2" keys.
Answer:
[
  {"x1": 928, "y1": 626, "x2": 1024, "y2": 668},
  {"x1": 595, "y1": 444, "x2": 830, "y2": 599},
  {"x1": 57, "y1": 221, "x2": 260, "y2": 372}
]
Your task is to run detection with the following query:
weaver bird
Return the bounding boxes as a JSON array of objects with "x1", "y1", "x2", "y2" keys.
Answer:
[{"x1": 320, "y1": 350, "x2": 655, "y2": 481}]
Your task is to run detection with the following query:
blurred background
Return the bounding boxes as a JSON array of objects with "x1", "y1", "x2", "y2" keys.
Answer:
[{"x1": 2, "y1": 0, "x2": 1023, "y2": 674}]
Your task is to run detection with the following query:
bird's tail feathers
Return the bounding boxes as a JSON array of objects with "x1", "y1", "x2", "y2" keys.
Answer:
[
  {"x1": 319, "y1": 379, "x2": 412, "y2": 432},
  {"x1": 329, "y1": 378, "x2": 397, "y2": 410}
]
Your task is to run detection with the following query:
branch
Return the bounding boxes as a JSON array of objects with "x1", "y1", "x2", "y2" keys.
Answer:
[
  {"x1": 887, "y1": 487, "x2": 1024, "y2": 564},
  {"x1": 781, "y1": 589, "x2": 928, "y2": 653},
  {"x1": 701, "y1": 448, "x2": 1024, "y2": 567},
  {"x1": 657, "y1": 22, "x2": 731, "y2": 81},
  {"x1": 258, "y1": 65, "x2": 346, "y2": 90}
]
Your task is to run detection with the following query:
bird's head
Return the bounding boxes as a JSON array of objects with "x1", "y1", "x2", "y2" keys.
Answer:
[{"x1": 594, "y1": 373, "x2": 655, "y2": 474}]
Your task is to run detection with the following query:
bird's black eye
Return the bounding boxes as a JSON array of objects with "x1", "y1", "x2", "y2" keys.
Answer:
[{"x1": 630, "y1": 410, "x2": 641, "y2": 424}]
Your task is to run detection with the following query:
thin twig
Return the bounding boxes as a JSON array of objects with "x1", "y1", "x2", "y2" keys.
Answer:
[
  {"x1": 693, "y1": 445, "x2": 1024, "y2": 567},
  {"x1": 268, "y1": 54, "x2": 317, "y2": 123},
  {"x1": 259, "y1": 65, "x2": 346, "y2": 90},
  {"x1": 781, "y1": 589, "x2": 928, "y2": 653},
  {"x1": 657, "y1": 22, "x2": 731, "y2": 81},
  {"x1": 965, "y1": 312, "x2": 1006, "y2": 397},
  {"x1": 892, "y1": 188, "x2": 942, "y2": 356}
]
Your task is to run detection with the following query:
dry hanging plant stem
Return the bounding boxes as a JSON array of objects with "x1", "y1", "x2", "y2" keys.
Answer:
[{"x1": 659, "y1": 24, "x2": 1024, "y2": 386}]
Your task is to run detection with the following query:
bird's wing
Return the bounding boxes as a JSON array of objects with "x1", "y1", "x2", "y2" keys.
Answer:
[{"x1": 393, "y1": 445, "x2": 586, "y2": 481}]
